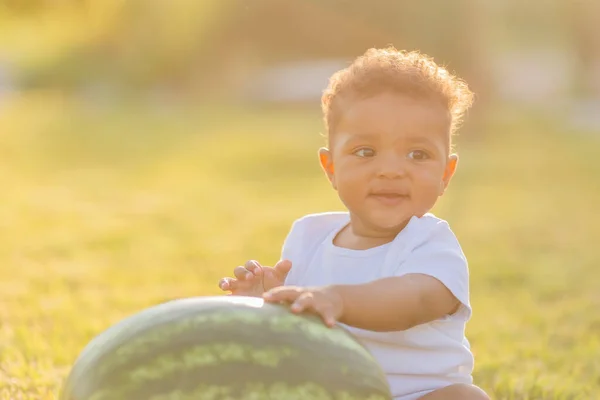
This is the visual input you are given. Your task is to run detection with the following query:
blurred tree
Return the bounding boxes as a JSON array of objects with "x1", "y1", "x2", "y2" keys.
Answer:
[
  {"x1": 0, "y1": 0, "x2": 86, "y2": 14},
  {"x1": 14, "y1": 0, "x2": 234, "y2": 94}
]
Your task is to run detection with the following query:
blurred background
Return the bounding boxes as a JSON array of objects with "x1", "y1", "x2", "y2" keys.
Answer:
[
  {"x1": 1, "y1": 1, "x2": 599, "y2": 399},
  {"x1": 1, "y1": 0, "x2": 600, "y2": 120}
]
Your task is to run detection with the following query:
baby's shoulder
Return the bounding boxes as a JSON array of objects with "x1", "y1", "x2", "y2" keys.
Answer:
[
  {"x1": 281, "y1": 211, "x2": 349, "y2": 261},
  {"x1": 289, "y1": 211, "x2": 350, "y2": 237},
  {"x1": 413, "y1": 212, "x2": 450, "y2": 229},
  {"x1": 397, "y1": 213, "x2": 464, "y2": 254}
]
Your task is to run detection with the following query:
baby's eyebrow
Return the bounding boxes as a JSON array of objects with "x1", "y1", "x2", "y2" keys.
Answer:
[
  {"x1": 339, "y1": 133, "x2": 376, "y2": 145},
  {"x1": 405, "y1": 137, "x2": 436, "y2": 146},
  {"x1": 339, "y1": 132, "x2": 443, "y2": 149},
  {"x1": 402, "y1": 134, "x2": 445, "y2": 147},
  {"x1": 344, "y1": 132, "x2": 374, "y2": 140}
]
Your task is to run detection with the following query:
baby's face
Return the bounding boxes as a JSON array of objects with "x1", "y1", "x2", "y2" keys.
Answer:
[{"x1": 326, "y1": 92, "x2": 455, "y2": 236}]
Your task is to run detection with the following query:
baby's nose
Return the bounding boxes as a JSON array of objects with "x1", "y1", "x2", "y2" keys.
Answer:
[{"x1": 377, "y1": 155, "x2": 407, "y2": 178}]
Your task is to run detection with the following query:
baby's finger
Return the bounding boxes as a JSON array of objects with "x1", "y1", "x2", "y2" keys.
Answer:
[
  {"x1": 244, "y1": 260, "x2": 263, "y2": 277},
  {"x1": 291, "y1": 295, "x2": 336, "y2": 327},
  {"x1": 263, "y1": 287, "x2": 302, "y2": 303},
  {"x1": 318, "y1": 306, "x2": 338, "y2": 328},
  {"x1": 290, "y1": 292, "x2": 314, "y2": 313},
  {"x1": 218, "y1": 277, "x2": 238, "y2": 291},
  {"x1": 233, "y1": 266, "x2": 253, "y2": 280},
  {"x1": 273, "y1": 259, "x2": 292, "y2": 278}
]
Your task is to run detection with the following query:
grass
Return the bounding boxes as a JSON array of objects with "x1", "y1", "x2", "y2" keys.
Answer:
[{"x1": 0, "y1": 93, "x2": 599, "y2": 400}]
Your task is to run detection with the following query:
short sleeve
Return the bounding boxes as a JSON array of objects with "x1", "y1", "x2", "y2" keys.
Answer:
[
  {"x1": 395, "y1": 221, "x2": 471, "y2": 319},
  {"x1": 280, "y1": 219, "x2": 300, "y2": 262},
  {"x1": 280, "y1": 218, "x2": 305, "y2": 285},
  {"x1": 278, "y1": 212, "x2": 350, "y2": 286}
]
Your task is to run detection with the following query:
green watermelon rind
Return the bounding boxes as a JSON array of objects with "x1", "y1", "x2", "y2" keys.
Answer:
[
  {"x1": 60, "y1": 296, "x2": 392, "y2": 400},
  {"x1": 89, "y1": 382, "x2": 391, "y2": 400}
]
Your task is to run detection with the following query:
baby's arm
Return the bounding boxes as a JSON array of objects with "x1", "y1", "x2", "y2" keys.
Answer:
[
  {"x1": 264, "y1": 273, "x2": 461, "y2": 330},
  {"x1": 331, "y1": 274, "x2": 460, "y2": 331}
]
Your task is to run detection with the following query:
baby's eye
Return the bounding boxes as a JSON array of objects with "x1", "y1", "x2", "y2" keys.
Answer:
[
  {"x1": 354, "y1": 148, "x2": 375, "y2": 158},
  {"x1": 407, "y1": 150, "x2": 430, "y2": 160}
]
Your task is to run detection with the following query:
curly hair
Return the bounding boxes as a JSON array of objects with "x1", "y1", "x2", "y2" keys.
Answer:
[{"x1": 321, "y1": 47, "x2": 474, "y2": 145}]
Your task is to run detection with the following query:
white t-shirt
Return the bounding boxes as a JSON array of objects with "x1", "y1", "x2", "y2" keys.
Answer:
[{"x1": 281, "y1": 211, "x2": 474, "y2": 399}]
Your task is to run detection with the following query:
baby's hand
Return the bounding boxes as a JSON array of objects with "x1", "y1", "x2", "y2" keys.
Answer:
[
  {"x1": 218, "y1": 259, "x2": 292, "y2": 297},
  {"x1": 263, "y1": 285, "x2": 343, "y2": 328}
]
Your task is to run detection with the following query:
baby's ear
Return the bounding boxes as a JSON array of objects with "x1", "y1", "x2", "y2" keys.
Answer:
[
  {"x1": 440, "y1": 153, "x2": 458, "y2": 195},
  {"x1": 318, "y1": 147, "x2": 336, "y2": 189}
]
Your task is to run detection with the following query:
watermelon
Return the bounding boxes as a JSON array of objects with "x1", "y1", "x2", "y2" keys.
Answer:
[{"x1": 59, "y1": 296, "x2": 392, "y2": 400}]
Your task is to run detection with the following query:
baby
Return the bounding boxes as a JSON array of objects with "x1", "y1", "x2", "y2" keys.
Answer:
[{"x1": 219, "y1": 47, "x2": 489, "y2": 400}]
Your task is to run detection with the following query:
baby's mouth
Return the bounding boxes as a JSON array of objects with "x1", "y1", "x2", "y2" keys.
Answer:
[{"x1": 369, "y1": 192, "x2": 409, "y2": 205}]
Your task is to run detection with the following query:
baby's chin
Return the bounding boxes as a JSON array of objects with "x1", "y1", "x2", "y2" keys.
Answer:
[{"x1": 366, "y1": 213, "x2": 414, "y2": 233}]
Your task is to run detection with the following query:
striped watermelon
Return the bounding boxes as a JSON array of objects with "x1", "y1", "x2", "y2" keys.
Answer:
[{"x1": 60, "y1": 296, "x2": 392, "y2": 400}]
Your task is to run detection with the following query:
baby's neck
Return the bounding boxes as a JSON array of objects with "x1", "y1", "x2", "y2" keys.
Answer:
[{"x1": 333, "y1": 222, "x2": 402, "y2": 250}]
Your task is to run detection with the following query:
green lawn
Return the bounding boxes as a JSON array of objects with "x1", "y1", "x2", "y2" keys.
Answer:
[{"x1": 0, "y1": 94, "x2": 598, "y2": 399}]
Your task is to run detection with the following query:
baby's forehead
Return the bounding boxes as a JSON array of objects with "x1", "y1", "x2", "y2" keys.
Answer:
[{"x1": 331, "y1": 95, "x2": 451, "y2": 142}]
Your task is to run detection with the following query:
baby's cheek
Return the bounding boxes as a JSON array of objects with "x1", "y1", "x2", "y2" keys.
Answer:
[
  {"x1": 338, "y1": 177, "x2": 365, "y2": 198},
  {"x1": 413, "y1": 178, "x2": 443, "y2": 204}
]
